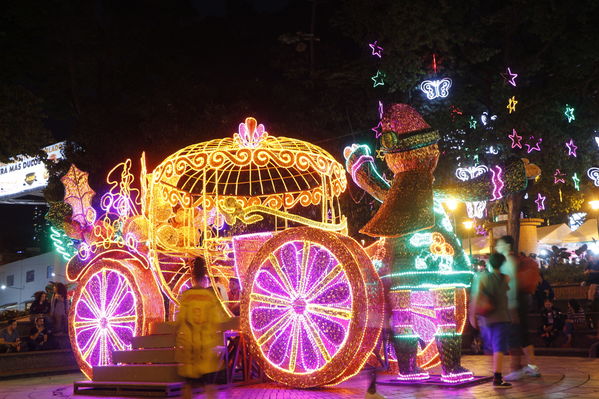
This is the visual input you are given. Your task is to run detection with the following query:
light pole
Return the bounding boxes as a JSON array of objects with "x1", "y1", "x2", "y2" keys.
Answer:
[{"x1": 463, "y1": 219, "x2": 474, "y2": 258}]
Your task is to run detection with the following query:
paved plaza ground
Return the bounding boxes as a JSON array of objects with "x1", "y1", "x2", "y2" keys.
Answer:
[{"x1": 1, "y1": 356, "x2": 599, "y2": 399}]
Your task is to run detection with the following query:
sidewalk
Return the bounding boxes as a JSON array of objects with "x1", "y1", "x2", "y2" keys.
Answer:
[{"x1": 1, "y1": 356, "x2": 599, "y2": 398}]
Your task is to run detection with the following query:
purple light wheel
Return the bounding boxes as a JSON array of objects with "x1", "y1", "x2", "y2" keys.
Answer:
[
  {"x1": 69, "y1": 255, "x2": 164, "y2": 378},
  {"x1": 241, "y1": 227, "x2": 384, "y2": 388}
]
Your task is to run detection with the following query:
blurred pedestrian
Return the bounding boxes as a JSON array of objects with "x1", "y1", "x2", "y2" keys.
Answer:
[
  {"x1": 495, "y1": 235, "x2": 541, "y2": 381},
  {"x1": 470, "y1": 253, "x2": 512, "y2": 388},
  {"x1": 175, "y1": 257, "x2": 237, "y2": 399}
]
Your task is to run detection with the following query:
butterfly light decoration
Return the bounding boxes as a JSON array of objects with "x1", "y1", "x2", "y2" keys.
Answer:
[
  {"x1": 420, "y1": 78, "x2": 452, "y2": 100},
  {"x1": 455, "y1": 165, "x2": 489, "y2": 218}
]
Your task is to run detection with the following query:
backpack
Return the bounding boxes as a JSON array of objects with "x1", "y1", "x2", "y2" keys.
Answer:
[{"x1": 517, "y1": 255, "x2": 541, "y2": 294}]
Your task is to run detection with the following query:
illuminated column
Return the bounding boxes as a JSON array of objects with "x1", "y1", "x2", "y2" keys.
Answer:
[{"x1": 519, "y1": 218, "x2": 543, "y2": 255}]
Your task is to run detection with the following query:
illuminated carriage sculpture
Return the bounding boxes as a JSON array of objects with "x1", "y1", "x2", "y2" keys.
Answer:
[{"x1": 65, "y1": 117, "x2": 465, "y2": 387}]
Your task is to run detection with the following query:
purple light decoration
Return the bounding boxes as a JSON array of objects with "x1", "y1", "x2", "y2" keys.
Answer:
[
  {"x1": 554, "y1": 169, "x2": 566, "y2": 184},
  {"x1": 378, "y1": 101, "x2": 384, "y2": 119},
  {"x1": 369, "y1": 40, "x2": 383, "y2": 58},
  {"x1": 565, "y1": 139, "x2": 578, "y2": 157},
  {"x1": 535, "y1": 193, "x2": 546, "y2": 211},
  {"x1": 72, "y1": 269, "x2": 137, "y2": 370},
  {"x1": 525, "y1": 136, "x2": 542, "y2": 153},
  {"x1": 508, "y1": 129, "x2": 523, "y2": 149},
  {"x1": 490, "y1": 165, "x2": 505, "y2": 201},
  {"x1": 371, "y1": 121, "x2": 383, "y2": 138},
  {"x1": 504, "y1": 67, "x2": 518, "y2": 87},
  {"x1": 248, "y1": 241, "x2": 352, "y2": 374},
  {"x1": 475, "y1": 224, "x2": 487, "y2": 236}
]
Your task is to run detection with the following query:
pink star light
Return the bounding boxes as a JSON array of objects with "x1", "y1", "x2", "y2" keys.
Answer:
[
  {"x1": 508, "y1": 129, "x2": 523, "y2": 149},
  {"x1": 565, "y1": 139, "x2": 578, "y2": 157},
  {"x1": 535, "y1": 193, "x2": 546, "y2": 211},
  {"x1": 369, "y1": 41, "x2": 383, "y2": 58}
]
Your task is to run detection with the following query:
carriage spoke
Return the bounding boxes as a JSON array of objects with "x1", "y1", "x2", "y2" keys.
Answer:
[
  {"x1": 307, "y1": 304, "x2": 352, "y2": 320},
  {"x1": 305, "y1": 263, "x2": 343, "y2": 300},
  {"x1": 250, "y1": 293, "x2": 292, "y2": 307},
  {"x1": 268, "y1": 254, "x2": 297, "y2": 297},
  {"x1": 288, "y1": 315, "x2": 301, "y2": 372},
  {"x1": 299, "y1": 241, "x2": 310, "y2": 295},
  {"x1": 302, "y1": 314, "x2": 332, "y2": 362},
  {"x1": 256, "y1": 310, "x2": 293, "y2": 346}
]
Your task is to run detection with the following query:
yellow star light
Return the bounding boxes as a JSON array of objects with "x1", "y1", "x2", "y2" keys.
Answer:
[{"x1": 506, "y1": 96, "x2": 518, "y2": 114}]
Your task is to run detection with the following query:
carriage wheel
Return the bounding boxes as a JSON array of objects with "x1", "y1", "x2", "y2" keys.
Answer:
[
  {"x1": 241, "y1": 227, "x2": 384, "y2": 388},
  {"x1": 169, "y1": 274, "x2": 192, "y2": 321},
  {"x1": 69, "y1": 257, "x2": 164, "y2": 379}
]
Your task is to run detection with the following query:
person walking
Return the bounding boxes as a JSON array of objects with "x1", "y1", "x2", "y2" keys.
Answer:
[
  {"x1": 495, "y1": 235, "x2": 541, "y2": 381},
  {"x1": 470, "y1": 253, "x2": 512, "y2": 388},
  {"x1": 175, "y1": 257, "x2": 237, "y2": 399}
]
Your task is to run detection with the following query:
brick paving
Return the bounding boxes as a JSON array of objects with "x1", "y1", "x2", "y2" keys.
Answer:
[{"x1": 1, "y1": 356, "x2": 599, "y2": 399}]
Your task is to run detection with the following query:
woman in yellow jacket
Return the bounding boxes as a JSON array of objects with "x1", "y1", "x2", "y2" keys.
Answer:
[{"x1": 175, "y1": 257, "x2": 236, "y2": 399}]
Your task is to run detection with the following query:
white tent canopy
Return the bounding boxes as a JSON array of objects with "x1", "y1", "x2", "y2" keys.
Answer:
[
  {"x1": 562, "y1": 219, "x2": 598, "y2": 243},
  {"x1": 538, "y1": 223, "x2": 572, "y2": 245}
]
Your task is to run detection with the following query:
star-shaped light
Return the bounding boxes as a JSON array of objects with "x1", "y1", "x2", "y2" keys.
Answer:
[
  {"x1": 507, "y1": 96, "x2": 518, "y2": 113},
  {"x1": 508, "y1": 129, "x2": 523, "y2": 149},
  {"x1": 375, "y1": 149, "x2": 385, "y2": 160},
  {"x1": 378, "y1": 101, "x2": 384, "y2": 119},
  {"x1": 371, "y1": 70, "x2": 386, "y2": 87},
  {"x1": 535, "y1": 193, "x2": 546, "y2": 211},
  {"x1": 371, "y1": 121, "x2": 383, "y2": 138},
  {"x1": 572, "y1": 173, "x2": 581, "y2": 191},
  {"x1": 565, "y1": 139, "x2": 578, "y2": 157},
  {"x1": 553, "y1": 169, "x2": 566, "y2": 184},
  {"x1": 525, "y1": 136, "x2": 542, "y2": 153},
  {"x1": 501, "y1": 67, "x2": 518, "y2": 87},
  {"x1": 369, "y1": 41, "x2": 383, "y2": 58},
  {"x1": 469, "y1": 116, "x2": 477, "y2": 129},
  {"x1": 564, "y1": 105, "x2": 575, "y2": 123}
]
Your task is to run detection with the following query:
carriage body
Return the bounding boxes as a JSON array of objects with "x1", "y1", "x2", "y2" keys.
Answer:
[{"x1": 66, "y1": 118, "x2": 384, "y2": 387}]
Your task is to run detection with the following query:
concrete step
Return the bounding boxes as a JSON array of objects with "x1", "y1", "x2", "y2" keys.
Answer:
[
  {"x1": 93, "y1": 364, "x2": 183, "y2": 382},
  {"x1": 149, "y1": 321, "x2": 177, "y2": 335},
  {"x1": 0, "y1": 349, "x2": 79, "y2": 378},
  {"x1": 74, "y1": 380, "x2": 185, "y2": 397},
  {"x1": 112, "y1": 348, "x2": 177, "y2": 364},
  {"x1": 131, "y1": 334, "x2": 177, "y2": 349}
]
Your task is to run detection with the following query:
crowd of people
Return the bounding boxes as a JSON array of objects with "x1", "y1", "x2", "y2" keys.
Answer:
[{"x1": 0, "y1": 282, "x2": 69, "y2": 353}]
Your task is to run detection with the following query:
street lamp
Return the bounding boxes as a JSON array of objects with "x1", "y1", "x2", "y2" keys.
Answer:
[
  {"x1": 589, "y1": 200, "x2": 599, "y2": 210},
  {"x1": 444, "y1": 198, "x2": 459, "y2": 211},
  {"x1": 463, "y1": 219, "x2": 474, "y2": 257}
]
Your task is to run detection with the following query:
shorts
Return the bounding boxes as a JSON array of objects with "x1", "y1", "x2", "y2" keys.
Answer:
[
  {"x1": 481, "y1": 322, "x2": 510, "y2": 354},
  {"x1": 509, "y1": 293, "x2": 531, "y2": 349}
]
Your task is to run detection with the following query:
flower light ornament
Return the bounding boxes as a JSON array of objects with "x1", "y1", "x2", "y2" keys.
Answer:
[
  {"x1": 587, "y1": 167, "x2": 599, "y2": 187},
  {"x1": 565, "y1": 139, "x2": 578, "y2": 157},
  {"x1": 535, "y1": 193, "x2": 546, "y2": 212},
  {"x1": 564, "y1": 105, "x2": 575, "y2": 123},
  {"x1": 235, "y1": 117, "x2": 268, "y2": 148},
  {"x1": 506, "y1": 96, "x2": 518, "y2": 113},
  {"x1": 420, "y1": 78, "x2": 452, "y2": 100},
  {"x1": 508, "y1": 129, "x2": 523, "y2": 149},
  {"x1": 369, "y1": 40, "x2": 383, "y2": 58},
  {"x1": 525, "y1": 136, "x2": 542, "y2": 153},
  {"x1": 554, "y1": 169, "x2": 566, "y2": 184}
]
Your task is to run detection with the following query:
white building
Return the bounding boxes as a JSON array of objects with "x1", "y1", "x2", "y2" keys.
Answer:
[{"x1": 0, "y1": 252, "x2": 67, "y2": 311}]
